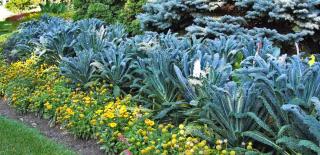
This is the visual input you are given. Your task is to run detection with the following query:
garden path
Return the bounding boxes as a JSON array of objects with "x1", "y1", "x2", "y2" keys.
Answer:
[
  {"x1": 0, "y1": 6, "x2": 14, "y2": 21},
  {"x1": 0, "y1": 99, "x2": 105, "y2": 155}
]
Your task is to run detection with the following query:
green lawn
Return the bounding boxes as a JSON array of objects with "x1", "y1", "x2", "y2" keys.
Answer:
[
  {"x1": 0, "y1": 21, "x2": 17, "y2": 36},
  {"x1": 0, "y1": 116, "x2": 76, "y2": 155},
  {"x1": 0, "y1": 21, "x2": 16, "y2": 47}
]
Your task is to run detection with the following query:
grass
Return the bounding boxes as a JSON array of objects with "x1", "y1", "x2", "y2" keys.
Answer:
[
  {"x1": 0, "y1": 21, "x2": 17, "y2": 36},
  {"x1": 0, "y1": 116, "x2": 76, "y2": 155}
]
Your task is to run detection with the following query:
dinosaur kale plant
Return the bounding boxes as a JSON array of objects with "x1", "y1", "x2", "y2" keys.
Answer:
[
  {"x1": 281, "y1": 103, "x2": 320, "y2": 154},
  {"x1": 2, "y1": 16, "x2": 129, "y2": 64},
  {"x1": 60, "y1": 50, "x2": 96, "y2": 87},
  {"x1": 91, "y1": 41, "x2": 135, "y2": 97}
]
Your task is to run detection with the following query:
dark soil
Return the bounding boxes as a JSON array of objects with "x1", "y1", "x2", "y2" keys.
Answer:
[{"x1": 0, "y1": 99, "x2": 105, "y2": 155}]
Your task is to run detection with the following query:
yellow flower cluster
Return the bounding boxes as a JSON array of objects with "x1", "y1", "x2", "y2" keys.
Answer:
[
  {"x1": 309, "y1": 54, "x2": 316, "y2": 66},
  {"x1": 108, "y1": 122, "x2": 117, "y2": 128},
  {"x1": 44, "y1": 102, "x2": 52, "y2": 110},
  {"x1": 0, "y1": 56, "x2": 60, "y2": 111},
  {"x1": 56, "y1": 105, "x2": 75, "y2": 122},
  {"x1": 144, "y1": 119, "x2": 155, "y2": 126},
  {"x1": 215, "y1": 139, "x2": 237, "y2": 155},
  {"x1": 0, "y1": 56, "x2": 255, "y2": 155},
  {"x1": 140, "y1": 123, "x2": 216, "y2": 155},
  {"x1": 97, "y1": 96, "x2": 134, "y2": 118}
]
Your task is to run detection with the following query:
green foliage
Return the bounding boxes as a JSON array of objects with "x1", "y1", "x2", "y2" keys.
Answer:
[
  {"x1": 280, "y1": 103, "x2": 320, "y2": 154},
  {"x1": 73, "y1": 0, "x2": 146, "y2": 34},
  {"x1": 4, "y1": 15, "x2": 320, "y2": 154},
  {"x1": 40, "y1": 1, "x2": 67, "y2": 14},
  {"x1": 85, "y1": 3, "x2": 113, "y2": 23},
  {"x1": 0, "y1": 117, "x2": 76, "y2": 155},
  {"x1": 91, "y1": 42, "x2": 134, "y2": 97},
  {"x1": 60, "y1": 50, "x2": 96, "y2": 87},
  {"x1": 139, "y1": 0, "x2": 320, "y2": 52},
  {"x1": 136, "y1": 49, "x2": 183, "y2": 119},
  {"x1": 5, "y1": 0, "x2": 41, "y2": 13}
]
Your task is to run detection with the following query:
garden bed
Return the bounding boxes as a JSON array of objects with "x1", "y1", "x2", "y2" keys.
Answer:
[
  {"x1": 1, "y1": 0, "x2": 320, "y2": 154},
  {"x1": 0, "y1": 99, "x2": 104, "y2": 155}
]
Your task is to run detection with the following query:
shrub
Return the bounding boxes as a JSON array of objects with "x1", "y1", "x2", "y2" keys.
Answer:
[
  {"x1": 5, "y1": 0, "x2": 41, "y2": 13},
  {"x1": 40, "y1": 1, "x2": 67, "y2": 14},
  {"x1": 72, "y1": 0, "x2": 146, "y2": 34},
  {"x1": 138, "y1": 0, "x2": 320, "y2": 53},
  {"x1": 85, "y1": 3, "x2": 113, "y2": 23}
]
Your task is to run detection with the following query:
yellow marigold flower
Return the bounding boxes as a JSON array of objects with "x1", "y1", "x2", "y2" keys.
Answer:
[
  {"x1": 179, "y1": 124, "x2": 184, "y2": 129},
  {"x1": 122, "y1": 113, "x2": 129, "y2": 118},
  {"x1": 216, "y1": 145, "x2": 222, "y2": 150},
  {"x1": 162, "y1": 128, "x2": 168, "y2": 133},
  {"x1": 144, "y1": 119, "x2": 155, "y2": 126},
  {"x1": 66, "y1": 108, "x2": 74, "y2": 115},
  {"x1": 142, "y1": 130, "x2": 147, "y2": 136},
  {"x1": 172, "y1": 139, "x2": 177, "y2": 145},
  {"x1": 79, "y1": 114, "x2": 85, "y2": 118},
  {"x1": 105, "y1": 102, "x2": 114, "y2": 109},
  {"x1": 98, "y1": 138, "x2": 104, "y2": 143},
  {"x1": 172, "y1": 134, "x2": 177, "y2": 139},
  {"x1": 84, "y1": 100, "x2": 91, "y2": 105},
  {"x1": 230, "y1": 150, "x2": 236, "y2": 155},
  {"x1": 67, "y1": 122, "x2": 73, "y2": 127},
  {"x1": 95, "y1": 110, "x2": 103, "y2": 115},
  {"x1": 83, "y1": 96, "x2": 91, "y2": 101},
  {"x1": 141, "y1": 149, "x2": 147, "y2": 154},
  {"x1": 216, "y1": 139, "x2": 223, "y2": 145},
  {"x1": 108, "y1": 122, "x2": 117, "y2": 128},
  {"x1": 103, "y1": 112, "x2": 115, "y2": 119},
  {"x1": 185, "y1": 150, "x2": 193, "y2": 155},
  {"x1": 161, "y1": 143, "x2": 167, "y2": 149},
  {"x1": 158, "y1": 124, "x2": 164, "y2": 129},
  {"x1": 309, "y1": 55, "x2": 316, "y2": 66},
  {"x1": 90, "y1": 119, "x2": 97, "y2": 125},
  {"x1": 198, "y1": 140, "x2": 206, "y2": 147},
  {"x1": 119, "y1": 105, "x2": 127, "y2": 114},
  {"x1": 143, "y1": 136, "x2": 148, "y2": 141},
  {"x1": 44, "y1": 102, "x2": 52, "y2": 110},
  {"x1": 178, "y1": 137, "x2": 185, "y2": 141},
  {"x1": 179, "y1": 129, "x2": 185, "y2": 135}
]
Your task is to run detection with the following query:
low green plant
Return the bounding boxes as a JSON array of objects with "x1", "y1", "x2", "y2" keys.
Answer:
[
  {"x1": 0, "y1": 117, "x2": 76, "y2": 155},
  {"x1": 5, "y1": 0, "x2": 41, "y2": 13},
  {"x1": 72, "y1": 0, "x2": 146, "y2": 34},
  {"x1": 40, "y1": 1, "x2": 67, "y2": 14},
  {"x1": 60, "y1": 50, "x2": 96, "y2": 87},
  {"x1": 281, "y1": 103, "x2": 320, "y2": 154},
  {"x1": 85, "y1": 3, "x2": 113, "y2": 23},
  {"x1": 92, "y1": 42, "x2": 134, "y2": 97}
]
